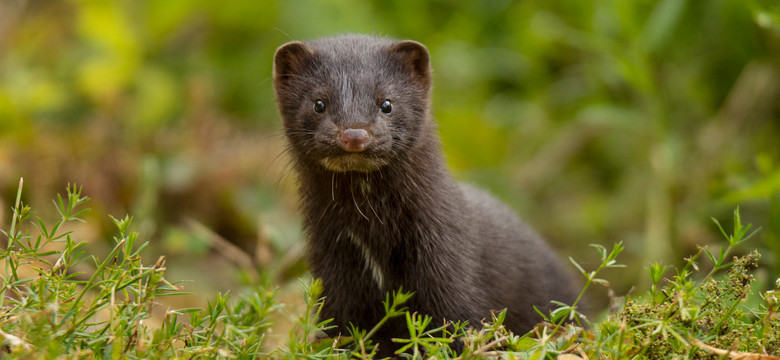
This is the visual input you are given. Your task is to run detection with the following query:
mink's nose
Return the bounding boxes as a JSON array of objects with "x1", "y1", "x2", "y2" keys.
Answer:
[{"x1": 339, "y1": 129, "x2": 370, "y2": 152}]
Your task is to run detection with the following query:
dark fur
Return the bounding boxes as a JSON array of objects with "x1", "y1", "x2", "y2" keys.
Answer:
[{"x1": 273, "y1": 34, "x2": 578, "y2": 356}]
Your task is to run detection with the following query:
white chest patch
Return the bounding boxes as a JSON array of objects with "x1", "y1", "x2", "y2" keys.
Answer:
[{"x1": 346, "y1": 230, "x2": 385, "y2": 291}]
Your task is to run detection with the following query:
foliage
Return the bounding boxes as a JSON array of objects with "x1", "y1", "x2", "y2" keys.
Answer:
[
  {"x1": 2, "y1": 184, "x2": 777, "y2": 359},
  {"x1": 610, "y1": 211, "x2": 778, "y2": 359},
  {"x1": 0, "y1": 0, "x2": 779, "y2": 357},
  {"x1": 0, "y1": 181, "x2": 278, "y2": 359},
  {"x1": 0, "y1": 1, "x2": 778, "y2": 301}
]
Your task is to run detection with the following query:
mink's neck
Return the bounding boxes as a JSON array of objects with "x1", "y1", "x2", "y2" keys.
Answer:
[
  {"x1": 295, "y1": 124, "x2": 473, "y2": 299},
  {"x1": 294, "y1": 128, "x2": 462, "y2": 239}
]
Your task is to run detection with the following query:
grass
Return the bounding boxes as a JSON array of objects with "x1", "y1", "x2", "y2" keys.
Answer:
[
  {"x1": 0, "y1": 180, "x2": 277, "y2": 359},
  {"x1": 1, "y1": 180, "x2": 778, "y2": 359}
]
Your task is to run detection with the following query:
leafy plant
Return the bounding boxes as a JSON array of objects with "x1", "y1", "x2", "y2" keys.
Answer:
[
  {"x1": 1, "y1": 182, "x2": 777, "y2": 359},
  {"x1": 0, "y1": 180, "x2": 278, "y2": 359},
  {"x1": 276, "y1": 208, "x2": 778, "y2": 359}
]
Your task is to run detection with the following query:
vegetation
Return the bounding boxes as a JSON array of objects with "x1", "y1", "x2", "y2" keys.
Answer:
[
  {"x1": 1, "y1": 0, "x2": 779, "y2": 358},
  {"x1": 1, "y1": 183, "x2": 777, "y2": 358},
  {"x1": 1, "y1": 181, "x2": 278, "y2": 358}
]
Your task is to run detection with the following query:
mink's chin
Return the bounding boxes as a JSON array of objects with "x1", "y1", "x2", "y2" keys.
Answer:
[{"x1": 319, "y1": 154, "x2": 389, "y2": 172}]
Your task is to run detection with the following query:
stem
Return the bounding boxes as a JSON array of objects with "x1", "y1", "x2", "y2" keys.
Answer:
[
  {"x1": 707, "y1": 287, "x2": 749, "y2": 338},
  {"x1": 8, "y1": 178, "x2": 24, "y2": 248},
  {"x1": 554, "y1": 265, "x2": 599, "y2": 330},
  {"x1": 60, "y1": 238, "x2": 126, "y2": 337},
  {"x1": 363, "y1": 315, "x2": 391, "y2": 343},
  {"x1": 3, "y1": 178, "x2": 24, "y2": 290},
  {"x1": 700, "y1": 245, "x2": 734, "y2": 283}
]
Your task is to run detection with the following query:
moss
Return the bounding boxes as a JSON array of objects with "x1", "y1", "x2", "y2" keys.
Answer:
[{"x1": 615, "y1": 251, "x2": 778, "y2": 359}]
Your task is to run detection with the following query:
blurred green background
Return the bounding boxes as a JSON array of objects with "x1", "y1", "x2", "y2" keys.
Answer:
[{"x1": 1, "y1": 0, "x2": 779, "y2": 325}]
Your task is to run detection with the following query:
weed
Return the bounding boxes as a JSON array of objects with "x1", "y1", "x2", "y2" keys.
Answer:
[{"x1": 1, "y1": 182, "x2": 777, "y2": 359}]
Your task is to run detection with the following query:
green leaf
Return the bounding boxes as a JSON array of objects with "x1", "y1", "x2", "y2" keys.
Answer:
[
  {"x1": 569, "y1": 257, "x2": 586, "y2": 275},
  {"x1": 641, "y1": 0, "x2": 688, "y2": 53}
]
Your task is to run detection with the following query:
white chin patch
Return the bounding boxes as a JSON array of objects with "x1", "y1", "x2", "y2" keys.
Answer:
[{"x1": 320, "y1": 154, "x2": 387, "y2": 172}]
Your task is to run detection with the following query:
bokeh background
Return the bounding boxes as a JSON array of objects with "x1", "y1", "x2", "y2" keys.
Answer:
[{"x1": 1, "y1": 0, "x2": 779, "y2": 331}]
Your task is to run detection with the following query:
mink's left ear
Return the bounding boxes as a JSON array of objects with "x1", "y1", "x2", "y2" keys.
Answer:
[
  {"x1": 388, "y1": 40, "x2": 431, "y2": 90},
  {"x1": 273, "y1": 41, "x2": 314, "y2": 88}
]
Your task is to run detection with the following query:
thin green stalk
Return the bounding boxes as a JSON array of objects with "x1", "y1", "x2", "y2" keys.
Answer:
[
  {"x1": 362, "y1": 314, "x2": 392, "y2": 345},
  {"x1": 706, "y1": 288, "x2": 749, "y2": 338},
  {"x1": 9, "y1": 177, "x2": 23, "y2": 244},
  {"x1": 3, "y1": 178, "x2": 24, "y2": 290},
  {"x1": 60, "y1": 238, "x2": 126, "y2": 336}
]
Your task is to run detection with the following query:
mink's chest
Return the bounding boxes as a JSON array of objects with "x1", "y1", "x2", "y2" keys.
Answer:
[
  {"x1": 308, "y1": 175, "x2": 410, "y2": 232},
  {"x1": 306, "y1": 176, "x2": 427, "y2": 289}
]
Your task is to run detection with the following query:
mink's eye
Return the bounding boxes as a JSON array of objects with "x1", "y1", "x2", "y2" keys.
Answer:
[
  {"x1": 313, "y1": 100, "x2": 326, "y2": 114},
  {"x1": 380, "y1": 100, "x2": 393, "y2": 115}
]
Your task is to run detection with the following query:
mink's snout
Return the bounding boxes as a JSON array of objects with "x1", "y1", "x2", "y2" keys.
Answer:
[{"x1": 338, "y1": 128, "x2": 370, "y2": 152}]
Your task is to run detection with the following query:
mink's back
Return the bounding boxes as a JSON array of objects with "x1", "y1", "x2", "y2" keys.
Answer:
[{"x1": 459, "y1": 183, "x2": 579, "y2": 330}]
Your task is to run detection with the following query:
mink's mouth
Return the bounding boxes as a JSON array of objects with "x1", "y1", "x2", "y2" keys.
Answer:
[{"x1": 319, "y1": 153, "x2": 389, "y2": 172}]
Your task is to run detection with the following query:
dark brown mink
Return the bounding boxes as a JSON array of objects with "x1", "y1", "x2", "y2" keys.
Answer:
[{"x1": 272, "y1": 34, "x2": 579, "y2": 356}]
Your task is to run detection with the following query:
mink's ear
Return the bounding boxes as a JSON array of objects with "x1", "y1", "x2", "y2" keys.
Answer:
[
  {"x1": 273, "y1": 41, "x2": 313, "y2": 86},
  {"x1": 388, "y1": 40, "x2": 431, "y2": 90}
]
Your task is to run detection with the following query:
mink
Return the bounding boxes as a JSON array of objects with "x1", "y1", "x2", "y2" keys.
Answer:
[{"x1": 272, "y1": 34, "x2": 579, "y2": 357}]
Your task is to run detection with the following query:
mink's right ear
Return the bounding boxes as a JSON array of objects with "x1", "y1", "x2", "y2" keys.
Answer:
[
  {"x1": 388, "y1": 40, "x2": 431, "y2": 91},
  {"x1": 273, "y1": 41, "x2": 313, "y2": 87}
]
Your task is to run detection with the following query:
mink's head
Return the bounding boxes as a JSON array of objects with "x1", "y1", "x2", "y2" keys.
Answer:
[{"x1": 273, "y1": 35, "x2": 432, "y2": 173}]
